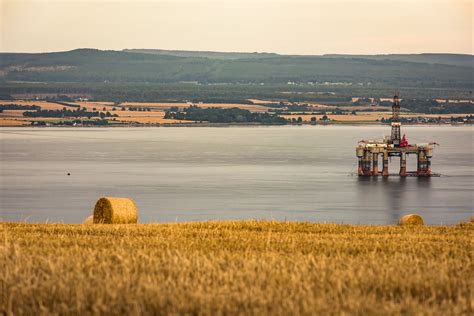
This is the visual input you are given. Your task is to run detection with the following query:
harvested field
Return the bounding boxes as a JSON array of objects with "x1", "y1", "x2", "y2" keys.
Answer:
[
  {"x1": 120, "y1": 102, "x2": 188, "y2": 108},
  {"x1": 13, "y1": 117, "x2": 68, "y2": 122},
  {"x1": 248, "y1": 99, "x2": 277, "y2": 104},
  {"x1": 0, "y1": 118, "x2": 29, "y2": 126},
  {"x1": 308, "y1": 103, "x2": 335, "y2": 109},
  {"x1": 1, "y1": 221, "x2": 472, "y2": 315},
  {"x1": 113, "y1": 110, "x2": 192, "y2": 123},
  {"x1": 113, "y1": 110, "x2": 166, "y2": 117},
  {"x1": 0, "y1": 117, "x2": 66, "y2": 126},
  {"x1": 0, "y1": 110, "x2": 31, "y2": 117}
]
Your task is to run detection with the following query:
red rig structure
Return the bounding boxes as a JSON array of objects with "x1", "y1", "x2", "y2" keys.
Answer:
[{"x1": 356, "y1": 95, "x2": 438, "y2": 177}]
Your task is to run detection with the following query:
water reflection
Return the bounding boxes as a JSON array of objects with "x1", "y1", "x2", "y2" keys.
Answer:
[{"x1": 356, "y1": 176, "x2": 433, "y2": 223}]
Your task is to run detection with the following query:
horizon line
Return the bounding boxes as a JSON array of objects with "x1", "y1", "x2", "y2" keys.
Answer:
[{"x1": 1, "y1": 48, "x2": 473, "y2": 56}]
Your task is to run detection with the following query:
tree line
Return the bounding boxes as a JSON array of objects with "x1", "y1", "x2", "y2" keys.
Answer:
[
  {"x1": 0, "y1": 104, "x2": 40, "y2": 111},
  {"x1": 164, "y1": 106, "x2": 287, "y2": 124},
  {"x1": 23, "y1": 108, "x2": 118, "y2": 118}
]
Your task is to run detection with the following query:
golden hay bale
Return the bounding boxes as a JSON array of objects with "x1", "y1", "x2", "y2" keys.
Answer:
[
  {"x1": 93, "y1": 197, "x2": 138, "y2": 224},
  {"x1": 471, "y1": 215, "x2": 474, "y2": 223},
  {"x1": 83, "y1": 215, "x2": 94, "y2": 224},
  {"x1": 399, "y1": 214, "x2": 424, "y2": 226}
]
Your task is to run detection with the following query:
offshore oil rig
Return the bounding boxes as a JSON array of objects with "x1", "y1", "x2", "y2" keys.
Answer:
[{"x1": 356, "y1": 95, "x2": 438, "y2": 177}]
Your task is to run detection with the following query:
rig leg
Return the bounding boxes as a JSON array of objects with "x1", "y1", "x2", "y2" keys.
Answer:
[
  {"x1": 417, "y1": 150, "x2": 432, "y2": 176},
  {"x1": 372, "y1": 153, "x2": 379, "y2": 176},
  {"x1": 399, "y1": 152, "x2": 407, "y2": 177},
  {"x1": 417, "y1": 150, "x2": 424, "y2": 176},
  {"x1": 417, "y1": 151, "x2": 421, "y2": 175},
  {"x1": 358, "y1": 158, "x2": 363, "y2": 176},
  {"x1": 426, "y1": 158, "x2": 432, "y2": 176},
  {"x1": 363, "y1": 150, "x2": 372, "y2": 176},
  {"x1": 382, "y1": 150, "x2": 389, "y2": 177}
]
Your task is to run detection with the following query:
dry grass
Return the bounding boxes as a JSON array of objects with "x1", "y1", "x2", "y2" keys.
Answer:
[{"x1": 1, "y1": 221, "x2": 472, "y2": 315}]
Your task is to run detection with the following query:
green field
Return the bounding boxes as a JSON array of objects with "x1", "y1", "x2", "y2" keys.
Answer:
[{"x1": 1, "y1": 221, "x2": 472, "y2": 315}]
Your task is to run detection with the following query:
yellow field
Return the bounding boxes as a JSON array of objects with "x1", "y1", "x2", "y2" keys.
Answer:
[
  {"x1": 1, "y1": 221, "x2": 472, "y2": 315},
  {"x1": 0, "y1": 110, "x2": 31, "y2": 117},
  {"x1": 0, "y1": 117, "x2": 67, "y2": 126},
  {"x1": 0, "y1": 118, "x2": 29, "y2": 126},
  {"x1": 112, "y1": 110, "x2": 166, "y2": 117}
]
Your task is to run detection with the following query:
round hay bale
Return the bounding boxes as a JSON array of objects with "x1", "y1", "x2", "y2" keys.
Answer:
[
  {"x1": 471, "y1": 215, "x2": 474, "y2": 223},
  {"x1": 83, "y1": 215, "x2": 94, "y2": 224},
  {"x1": 399, "y1": 214, "x2": 424, "y2": 226},
  {"x1": 93, "y1": 197, "x2": 138, "y2": 224}
]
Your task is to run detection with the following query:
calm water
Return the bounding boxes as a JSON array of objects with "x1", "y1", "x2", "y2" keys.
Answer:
[{"x1": 0, "y1": 126, "x2": 472, "y2": 224}]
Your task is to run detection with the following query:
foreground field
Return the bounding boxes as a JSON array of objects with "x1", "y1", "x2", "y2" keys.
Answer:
[{"x1": 2, "y1": 221, "x2": 472, "y2": 315}]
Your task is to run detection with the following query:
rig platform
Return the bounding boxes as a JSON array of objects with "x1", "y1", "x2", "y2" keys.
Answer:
[{"x1": 356, "y1": 95, "x2": 438, "y2": 177}]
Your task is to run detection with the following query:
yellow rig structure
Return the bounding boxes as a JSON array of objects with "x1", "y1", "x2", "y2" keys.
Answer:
[{"x1": 356, "y1": 95, "x2": 438, "y2": 177}]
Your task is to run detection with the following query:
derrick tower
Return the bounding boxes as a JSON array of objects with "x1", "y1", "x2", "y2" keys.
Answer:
[{"x1": 390, "y1": 95, "x2": 401, "y2": 146}]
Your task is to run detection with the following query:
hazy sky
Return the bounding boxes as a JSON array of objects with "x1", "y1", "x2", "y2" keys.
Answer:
[{"x1": 1, "y1": 0, "x2": 472, "y2": 54}]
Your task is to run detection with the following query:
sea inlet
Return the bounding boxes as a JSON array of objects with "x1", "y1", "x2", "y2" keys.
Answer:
[{"x1": 1, "y1": 126, "x2": 472, "y2": 224}]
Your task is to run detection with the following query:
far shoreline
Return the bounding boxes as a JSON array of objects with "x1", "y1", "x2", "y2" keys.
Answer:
[{"x1": 0, "y1": 122, "x2": 471, "y2": 128}]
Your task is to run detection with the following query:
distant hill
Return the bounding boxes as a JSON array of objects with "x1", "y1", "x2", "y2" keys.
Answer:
[
  {"x1": 323, "y1": 53, "x2": 474, "y2": 68},
  {"x1": 123, "y1": 49, "x2": 279, "y2": 60},
  {"x1": 125, "y1": 50, "x2": 474, "y2": 67},
  {"x1": 0, "y1": 49, "x2": 472, "y2": 90}
]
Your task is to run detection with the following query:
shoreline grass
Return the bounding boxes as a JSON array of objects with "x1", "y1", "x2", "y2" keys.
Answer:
[{"x1": 1, "y1": 221, "x2": 472, "y2": 315}]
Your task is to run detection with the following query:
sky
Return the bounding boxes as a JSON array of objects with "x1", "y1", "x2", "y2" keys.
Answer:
[{"x1": 1, "y1": 0, "x2": 472, "y2": 54}]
